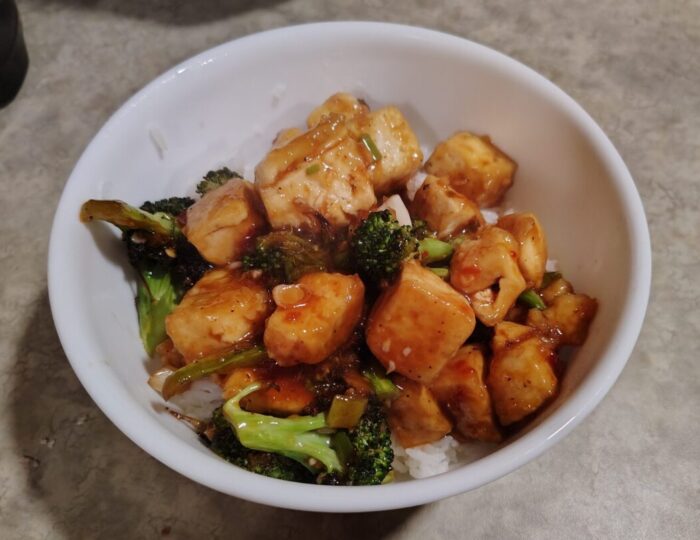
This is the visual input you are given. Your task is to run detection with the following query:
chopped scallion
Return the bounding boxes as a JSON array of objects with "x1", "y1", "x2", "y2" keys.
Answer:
[
  {"x1": 518, "y1": 288, "x2": 546, "y2": 310},
  {"x1": 360, "y1": 133, "x2": 382, "y2": 161},
  {"x1": 305, "y1": 163, "x2": 321, "y2": 175}
]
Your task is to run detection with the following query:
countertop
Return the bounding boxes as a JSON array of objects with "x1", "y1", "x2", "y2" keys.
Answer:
[{"x1": 1, "y1": 1, "x2": 698, "y2": 538}]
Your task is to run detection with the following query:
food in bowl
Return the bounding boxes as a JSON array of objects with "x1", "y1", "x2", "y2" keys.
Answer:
[{"x1": 79, "y1": 93, "x2": 598, "y2": 485}]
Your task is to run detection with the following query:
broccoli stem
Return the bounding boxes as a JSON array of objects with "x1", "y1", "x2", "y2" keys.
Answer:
[
  {"x1": 162, "y1": 346, "x2": 267, "y2": 400},
  {"x1": 417, "y1": 237, "x2": 453, "y2": 264},
  {"x1": 362, "y1": 366, "x2": 400, "y2": 400},
  {"x1": 428, "y1": 267, "x2": 450, "y2": 280},
  {"x1": 223, "y1": 382, "x2": 343, "y2": 473},
  {"x1": 136, "y1": 269, "x2": 177, "y2": 356},
  {"x1": 80, "y1": 199, "x2": 177, "y2": 240},
  {"x1": 518, "y1": 288, "x2": 546, "y2": 310}
]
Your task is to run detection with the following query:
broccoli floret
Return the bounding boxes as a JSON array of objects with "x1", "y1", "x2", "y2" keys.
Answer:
[
  {"x1": 140, "y1": 197, "x2": 194, "y2": 217},
  {"x1": 242, "y1": 231, "x2": 329, "y2": 285},
  {"x1": 362, "y1": 364, "x2": 400, "y2": 401},
  {"x1": 411, "y1": 219, "x2": 433, "y2": 240},
  {"x1": 349, "y1": 210, "x2": 454, "y2": 285},
  {"x1": 80, "y1": 198, "x2": 211, "y2": 355},
  {"x1": 205, "y1": 407, "x2": 313, "y2": 483},
  {"x1": 350, "y1": 210, "x2": 417, "y2": 284},
  {"x1": 345, "y1": 399, "x2": 394, "y2": 485},
  {"x1": 196, "y1": 167, "x2": 242, "y2": 196},
  {"x1": 222, "y1": 382, "x2": 343, "y2": 474}
]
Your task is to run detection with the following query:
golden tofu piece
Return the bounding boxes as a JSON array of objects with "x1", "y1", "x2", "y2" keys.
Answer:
[
  {"x1": 307, "y1": 93, "x2": 369, "y2": 128},
  {"x1": 450, "y1": 226, "x2": 526, "y2": 326},
  {"x1": 540, "y1": 276, "x2": 573, "y2": 305},
  {"x1": 527, "y1": 293, "x2": 598, "y2": 346},
  {"x1": 411, "y1": 175, "x2": 484, "y2": 238},
  {"x1": 487, "y1": 322, "x2": 558, "y2": 425},
  {"x1": 272, "y1": 127, "x2": 303, "y2": 149},
  {"x1": 255, "y1": 115, "x2": 376, "y2": 230},
  {"x1": 351, "y1": 106, "x2": 423, "y2": 195},
  {"x1": 165, "y1": 269, "x2": 271, "y2": 362},
  {"x1": 425, "y1": 131, "x2": 516, "y2": 207},
  {"x1": 264, "y1": 273, "x2": 365, "y2": 366},
  {"x1": 389, "y1": 375, "x2": 452, "y2": 448},
  {"x1": 222, "y1": 367, "x2": 315, "y2": 416},
  {"x1": 430, "y1": 345, "x2": 501, "y2": 442},
  {"x1": 497, "y1": 212, "x2": 548, "y2": 287},
  {"x1": 366, "y1": 260, "x2": 476, "y2": 383},
  {"x1": 184, "y1": 179, "x2": 267, "y2": 265}
]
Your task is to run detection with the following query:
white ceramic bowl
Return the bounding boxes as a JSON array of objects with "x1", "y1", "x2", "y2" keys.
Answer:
[{"x1": 48, "y1": 22, "x2": 651, "y2": 512}]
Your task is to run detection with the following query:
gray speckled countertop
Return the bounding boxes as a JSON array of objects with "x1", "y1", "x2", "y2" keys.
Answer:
[{"x1": 1, "y1": 1, "x2": 698, "y2": 538}]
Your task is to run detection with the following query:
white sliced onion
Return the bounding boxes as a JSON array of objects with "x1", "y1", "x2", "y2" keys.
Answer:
[
  {"x1": 148, "y1": 367, "x2": 175, "y2": 395},
  {"x1": 375, "y1": 194, "x2": 412, "y2": 227},
  {"x1": 404, "y1": 171, "x2": 427, "y2": 201}
]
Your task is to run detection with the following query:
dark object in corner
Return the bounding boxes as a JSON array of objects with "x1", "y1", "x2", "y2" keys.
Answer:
[{"x1": 0, "y1": 0, "x2": 29, "y2": 108}]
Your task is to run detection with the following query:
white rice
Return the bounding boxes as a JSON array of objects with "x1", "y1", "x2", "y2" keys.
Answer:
[
  {"x1": 168, "y1": 378, "x2": 224, "y2": 420},
  {"x1": 481, "y1": 208, "x2": 500, "y2": 224},
  {"x1": 392, "y1": 435, "x2": 461, "y2": 479}
]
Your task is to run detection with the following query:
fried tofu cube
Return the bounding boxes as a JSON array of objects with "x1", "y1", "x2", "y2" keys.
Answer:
[
  {"x1": 165, "y1": 269, "x2": 271, "y2": 362},
  {"x1": 222, "y1": 367, "x2": 315, "y2": 416},
  {"x1": 255, "y1": 116, "x2": 376, "y2": 230},
  {"x1": 450, "y1": 226, "x2": 526, "y2": 327},
  {"x1": 366, "y1": 260, "x2": 476, "y2": 383},
  {"x1": 389, "y1": 375, "x2": 452, "y2": 447},
  {"x1": 429, "y1": 345, "x2": 501, "y2": 442},
  {"x1": 264, "y1": 273, "x2": 365, "y2": 366},
  {"x1": 307, "y1": 93, "x2": 370, "y2": 128},
  {"x1": 487, "y1": 322, "x2": 558, "y2": 425},
  {"x1": 527, "y1": 293, "x2": 598, "y2": 346},
  {"x1": 411, "y1": 175, "x2": 484, "y2": 238},
  {"x1": 425, "y1": 131, "x2": 516, "y2": 207},
  {"x1": 540, "y1": 276, "x2": 573, "y2": 305},
  {"x1": 351, "y1": 106, "x2": 423, "y2": 195},
  {"x1": 184, "y1": 179, "x2": 267, "y2": 265},
  {"x1": 497, "y1": 212, "x2": 548, "y2": 287},
  {"x1": 272, "y1": 127, "x2": 303, "y2": 148}
]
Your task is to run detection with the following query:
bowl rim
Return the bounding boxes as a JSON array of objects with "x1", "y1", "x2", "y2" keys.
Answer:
[{"x1": 48, "y1": 21, "x2": 651, "y2": 512}]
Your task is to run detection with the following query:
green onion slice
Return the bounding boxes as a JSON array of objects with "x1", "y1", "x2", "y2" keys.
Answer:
[
  {"x1": 360, "y1": 133, "x2": 382, "y2": 161},
  {"x1": 518, "y1": 288, "x2": 546, "y2": 310},
  {"x1": 305, "y1": 163, "x2": 321, "y2": 175}
]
